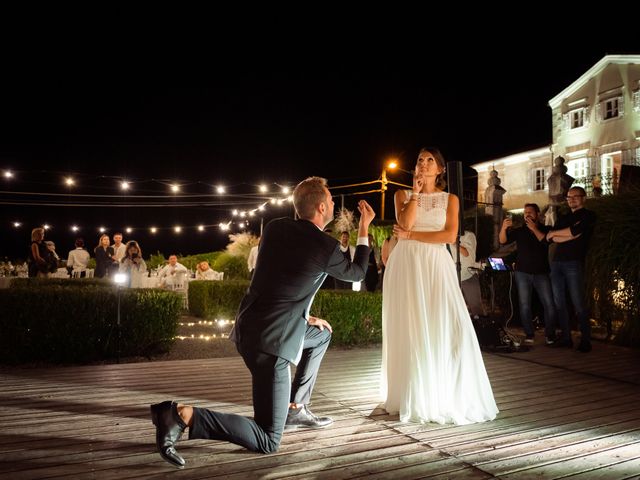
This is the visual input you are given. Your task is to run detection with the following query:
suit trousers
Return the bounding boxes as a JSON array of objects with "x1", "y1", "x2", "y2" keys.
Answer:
[{"x1": 189, "y1": 324, "x2": 331, "y2": 453}]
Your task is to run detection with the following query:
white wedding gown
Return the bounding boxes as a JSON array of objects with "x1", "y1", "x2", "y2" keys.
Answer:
[{"x1": 381, "y1": 191, "x2": 498, "y2": 425}]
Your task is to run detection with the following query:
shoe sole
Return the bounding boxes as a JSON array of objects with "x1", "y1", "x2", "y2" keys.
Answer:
[
  {"x1": 284, "y1": 421, "x2": 333, "y2": 432},
  {"x1": 150, "y1": 404, "x2": 185, "y2": 469}
]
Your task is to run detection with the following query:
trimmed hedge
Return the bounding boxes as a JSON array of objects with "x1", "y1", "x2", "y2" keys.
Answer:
[
  {"x1": 312, "y1": 290, "x2": 382, "y2": 345},
  {"x1": 0, "y1": 285, "x2": 182, "y2": 364},
  {"x1": 188, "y1": 280, "x2": 249, "y2": 319},
  {"x1": 189, "y1": 280, "x2": 382, "y2": 346},
  {"x1": 10, "y1": 277, "x2": 111, "y2": 288}
]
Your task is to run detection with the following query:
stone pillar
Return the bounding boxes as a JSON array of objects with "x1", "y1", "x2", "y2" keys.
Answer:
[{"x1": 484, "y1": 169, "x2": 506, "y2": 251}]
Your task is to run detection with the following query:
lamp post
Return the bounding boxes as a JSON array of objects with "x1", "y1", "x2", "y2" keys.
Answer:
[
  {"x1": 380, "y1": 160, "x2": 398, "y2": 221},
  {"x1": 113, "y1": 273, "x2": 128, "y2": 363}
]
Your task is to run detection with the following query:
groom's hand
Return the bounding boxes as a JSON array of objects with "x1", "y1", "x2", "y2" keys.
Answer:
[
  {"x1": 357, "y1": 200, "x2": 375, "y2": 226},
  {"x1": 308, "y1": 316, "x2": 333, "y2": 333}
]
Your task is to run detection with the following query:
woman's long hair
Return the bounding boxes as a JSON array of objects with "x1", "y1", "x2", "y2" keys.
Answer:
[
  {"x1": 122, "y1": 240, "x2": 142, "y2": 262},
  {"x1": 94, "y1": 234, "x2": 110, "y2": 254}
]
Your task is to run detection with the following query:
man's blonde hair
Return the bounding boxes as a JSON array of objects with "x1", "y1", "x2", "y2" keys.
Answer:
[{"x1": 293, "y1": 176, "x2": 329, "y2": 220}]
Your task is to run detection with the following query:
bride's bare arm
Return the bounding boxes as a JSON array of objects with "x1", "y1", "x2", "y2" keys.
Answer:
[
  {"x1": 394, "y1": 194, "x2": 459, "y2": 244},
  {"x1": 395, "y1": 190, "x2": 417, "y2": 231}
]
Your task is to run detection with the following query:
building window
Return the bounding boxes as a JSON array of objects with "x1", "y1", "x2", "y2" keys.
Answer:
[
  {"x1": 533, "y1": 168, "x2": 546, "y2": 191},
  {"x1": 567, "y1": 158, "x2": 588, "y2": 187},
  {"x1": 571, "y1": 109, "x2": 584, "y2": 128},
  {"x1": 604, "y1": 98, "x2": 619, "y2": 119}
]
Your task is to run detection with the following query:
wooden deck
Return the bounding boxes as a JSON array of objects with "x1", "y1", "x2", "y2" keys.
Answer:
[{"x1": 1, "y1": 338, "x2": 640, "y2": 479}]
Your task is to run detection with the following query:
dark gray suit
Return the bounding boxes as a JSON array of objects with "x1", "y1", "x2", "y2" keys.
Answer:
[{"x1": 189, "y1": 217, "x2": 369, "y2": 453}]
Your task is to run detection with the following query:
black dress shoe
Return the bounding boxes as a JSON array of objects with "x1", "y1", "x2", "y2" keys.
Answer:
[
  {"x1": 284, "y1": 405, "x2": 333, "y2": 431},
  {"x1": 150, "y1": 401, "x2": 187, "y2": 468}
]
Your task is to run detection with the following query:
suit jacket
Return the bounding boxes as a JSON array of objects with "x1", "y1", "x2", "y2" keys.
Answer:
[{"x1": 232, "y1": 217, "x2": 369, "y2": 363}]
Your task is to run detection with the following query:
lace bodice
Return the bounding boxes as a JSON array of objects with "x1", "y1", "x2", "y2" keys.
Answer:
[{"x1": 404, "y1": 190, "x2": 449, "y2": 232}]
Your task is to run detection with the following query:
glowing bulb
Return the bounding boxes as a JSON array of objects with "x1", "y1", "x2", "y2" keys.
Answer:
[
  {"x1": 174, "y1": 226, "x2": 182, "y2": 233},
  {"x1": 240, "y1": 211, "x2": 246, "y2": 217},
  {"x1": 43, "y1": 224, "x2": 50, "y2": 230},
  {"x1": 216, "y1": 186, "x2": 225, "y2": 194},
  {"x1": 387, "y1": 160, "x2": 398, "y2": 170},
  {"x1": 258, "y1": 205, "x2": 265, "y2": 211},
  {"x1": 71, "y1": 225, "x2": 79, "y2": 232},
  {"x1": 126, "y1": 227, "x2": 132, "y2": 234},
  {"x1": 13, "y1": 221, "x2": 21, "y2": 227},
  {"x1": 121, "y1": 181, "x2": 130, "y2": 190},
  {"x1": 114, "y1": 273, "x2": 128, "y2": 285},
  {"x1": 281, "y1": 186, "x2": 290, "y2": 194},
  {"x1": 259, "y1": 184, "x2": 268, "y2": 193},
  {"x1": 99, "y1": 227, "x2": 106, "y2": 233},
  {"x1": 4, "y1": 171, "x2": 13, "y2": 178},
  {"x1": 270, "y1": 198, "x2": 277, "y2": 204},
  {"x1": 170, "y1": 184, "x2": 180, "y2": 193},
  {"x1": 65, "y1": 177, "x2": 75, "y2": 186},
  {"x1": 197, "y1": 225, "x2": 204, "y2": 232},
  {"x1": 287, "y1": 195, "x2": 293, "y2": 202},
  {"x1": 150, "y1": 227, "x2": 157, "y2": 234},
  {"x1": 232, "y1": 209, "x2": 238, "y2": 216}
]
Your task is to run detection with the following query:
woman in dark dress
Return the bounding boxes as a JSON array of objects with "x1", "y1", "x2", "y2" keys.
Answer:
[
  {"x1": 28, "y1": 227, "x2": 49, "y2": 277},
  {"x1": 94, "y1": 234, "x2": 116, "y2": 278}
]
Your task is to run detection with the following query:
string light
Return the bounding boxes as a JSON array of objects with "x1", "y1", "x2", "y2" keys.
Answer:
[
  {"x1": 99, "y1": 227, "x2": 106, "y2": 233},
  {"x1": 71, "y1": 225, "x2": 79, "y2": 232},
  {"x1": 43, "y1": 224, "x2": 50, "y2": 230},
  {"x1": 125, "y1": 227, "x2": 133, "y2": 234},
  {"x1": 65, "y1": 177, "x2": 75, "y2": 186},
  {"x1": 150, "y1": 227, "x2": 157, "y2": 234},
  {"x1": 121, "y1": 181, "x2": 130, "y2": 190},
  {"x1": 197, "y1": 225, "x2": 204, "y2": 232},
  {"x1": 13, "y1": 221, "x2": 21, "y2": 227},
  {"x1": 4, "y1": 171, "x2": 13, "y2": 179},
  {"x1": 174, "y1": 226, "x2": 182, "y2": 233},
  {"x1": 281, "y1": 186, "x2": 290, "y2": 194},
  {"x1": 170, "y1": 184, "x2": 180, "y2": 193},
  {"x1": 216, "y1": 186, "x2": 225, "y2": 194},
  {"x1": 232, "y1": 209, "x2": 238, "y2": 216},
  {"x1": 259, "y1": 184, "x2": 268, "y2": 193}
]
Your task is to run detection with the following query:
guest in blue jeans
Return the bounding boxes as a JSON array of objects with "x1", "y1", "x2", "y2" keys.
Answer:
[
  {"x1": 547, "y1": 186, "x2": 596, "y2": 353},
  {"x1": 499, "y1": 203, "x2": 556, "y2": 345}
]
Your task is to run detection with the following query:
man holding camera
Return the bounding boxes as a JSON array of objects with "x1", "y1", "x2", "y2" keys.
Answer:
[{"x1": 499, "y1": 204, "x2": 556, "y2": 345}]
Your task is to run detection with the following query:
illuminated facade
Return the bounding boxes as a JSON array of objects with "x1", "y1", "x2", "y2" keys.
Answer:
[{"x1": 472, "y1": 55, "x2": 640, "y2": 211}]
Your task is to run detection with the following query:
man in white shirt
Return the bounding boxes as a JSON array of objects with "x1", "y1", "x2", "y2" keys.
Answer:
[
  {"x1": 449, "y1": 230, "x2": 485, "y2": 317},
  {"x1": 112, "y1": 233, "x2": 127, "y2": 262},
  {"x1": 159, "y1": 255, "x2": 188, "y2": 287},
  {"x1": 67, "y1": 238, "x2": 90, "y2": 276},
  {"x1": 335, "y1": 231, "x2": 356, "y2": 290}
]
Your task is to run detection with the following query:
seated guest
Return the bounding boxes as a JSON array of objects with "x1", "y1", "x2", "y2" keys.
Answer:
[
  {"x1": 119, "y1": 241, "x2": 147, "y2": 288},
  {"x1": 67, "y1": 238, "x2": 90, "y2": 277},
  {"x1": 158, "y1": 254, "x2": 188, "y2": 287},
  {"x1": 44, "y1": 240, "x2": 61, "y2": 273},
  {"x1": 196, "y1": 261, "x2": 217, "y2": 280}
]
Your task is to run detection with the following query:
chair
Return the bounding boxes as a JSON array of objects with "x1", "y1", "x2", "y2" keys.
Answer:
[{"x1": 167, "y1": 272, "x2": 189, "y2": 309}]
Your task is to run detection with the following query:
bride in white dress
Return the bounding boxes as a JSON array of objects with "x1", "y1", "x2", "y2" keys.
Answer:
[{"x1": 381, "y1": 147, "x2": 498, "y2": 425}]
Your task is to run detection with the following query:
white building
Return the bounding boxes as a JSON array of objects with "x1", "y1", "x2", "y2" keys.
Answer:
[{"x1": 472, "y1": 55, "x2": 640, "y2": 211}]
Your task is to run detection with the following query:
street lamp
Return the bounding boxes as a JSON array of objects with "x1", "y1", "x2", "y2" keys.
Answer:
[{"x1": 381, "y1": 160, "x2": 398, "y2": 220}]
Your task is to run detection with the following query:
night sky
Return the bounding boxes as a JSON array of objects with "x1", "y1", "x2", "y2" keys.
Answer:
[{"x1": 1, "y1": 47, "x2": 637, "y2": 260}]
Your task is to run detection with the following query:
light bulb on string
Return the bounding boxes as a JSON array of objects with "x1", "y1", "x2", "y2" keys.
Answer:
[
  {"x1": 126, "y1": 227, "x2": 133, "y2": 234},
  {"x1": 13, "y1": 221, "x2": 21, "y2": 227},
  {"x1": 259, "y1": 184, "x2": 268, "y2": 193},
  {"x1": 281, "y1": 186, "x2": 290, "y2": 194},
  {"x1": 121, "y1": 181, "x2": 130, "y2": 190},
  {"x1": 170, "y1": 184, "x2": 180, "y2": 193},
  {"x1": 216, "y1": 186, "x2": 225, "y2": 194},
  {"x1": 150, "y1": 227, "x2": 157, "y2": 234},
  {"x1": 174, "y1": 226, "x2": 182, "y2": 233},
  {"x1": 64, "y1": 177, "x2": 75, "y2": 186},
  {"x1": 197, "y1": 225, "x2": 204, "y2": 232},
  {"x1": 99, "y1": 227, "x2": 106, "y2": 233},
  {"x1": 4, "y1": 170, "x2": 13, "y2": 179},
  {"x1": 71, "y1": 225, "x2": 79, "y2": 232}
]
